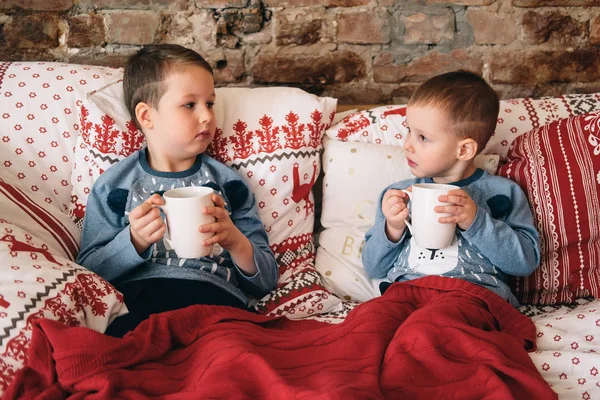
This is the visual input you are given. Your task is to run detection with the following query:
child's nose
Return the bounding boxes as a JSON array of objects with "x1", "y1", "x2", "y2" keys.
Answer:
[
  {"x1": 198, "y1": 107, "x2": 213, "y2": 124},
  {"x1": 403, "y1": 137, "x2": 413, "y2": 153}
]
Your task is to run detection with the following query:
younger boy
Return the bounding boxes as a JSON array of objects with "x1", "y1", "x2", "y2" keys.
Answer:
[
  {"x1": 362, "y1": 70, "x2": 540, "y2": 307},
  {"x1": 77, "y1": 44, "x2": 278, "y2": 337}
]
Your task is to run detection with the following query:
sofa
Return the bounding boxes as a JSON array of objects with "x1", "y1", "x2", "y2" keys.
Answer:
[{"x1": 1, "y1": 61, "x2": 600, "y2": 398}]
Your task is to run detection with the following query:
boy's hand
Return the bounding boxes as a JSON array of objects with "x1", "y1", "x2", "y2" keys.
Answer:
[
  {"x1": 199, "y1": 194, "x2": 257, "y2": 275},
  {"x1": 129, "y1": 193, "x2": 166, "y2": 255},
  {"x1": 436, "y1": 189, "x2": 477, "y2": 230},
  {"x1": 382, "y1": 188, "x2": 410, "y2": 242},
  {"x1": 198, "y1": 194, "x2": 245, "y2": 251}
]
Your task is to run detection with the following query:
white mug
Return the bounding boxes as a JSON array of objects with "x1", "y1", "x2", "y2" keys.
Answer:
[
  {"x1": 160, "y1": 186, "x2": 216, "y2": 258},
  {"x1": 401, "y1": 183, "x2": 459, "y2": 249}
]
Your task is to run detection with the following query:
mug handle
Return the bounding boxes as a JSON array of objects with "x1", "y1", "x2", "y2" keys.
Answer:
[
  {"x1": 400, "y1": 189, "x2": 413, "y2": 235},
  {"x1": 155, "y1": 203, "x2": 173, "y2": 248}
]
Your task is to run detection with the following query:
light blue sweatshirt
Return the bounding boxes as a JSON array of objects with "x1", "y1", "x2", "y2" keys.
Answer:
[
  {"x1": 76, "y1": 148, "x2": 279, "y2": 305},
  {"x1": 362, "y1": 169, "x2": 540, "y2": 307}
]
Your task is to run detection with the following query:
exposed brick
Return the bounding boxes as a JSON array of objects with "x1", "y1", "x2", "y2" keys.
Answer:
[
  {"x1": 0, "y1": 0, "x2": 73, "y2": 11},
  {"x1": 403, "y1": 11, "x2": 454, "y2": 44},
  {"x1": 571, "y1": 82, "x2": 600, "y2": 94},
  {"x1": 252, "y1": 51, "x2": 366, "y2": 84},
  {"x1": 70, "y1": 53, "x2": 130, "y2": 68},
  {"x1": 490, "y1": 49, "x2": 600, "y2": 84},
  {"x1": 78, "y1": 0, "x2": 176, "y2": 8},
  {"x1": 328, "y1": 0, "x2": 373, "y2": 5},
  {"x1": 106, "y1": 10, "x2": 160, "y2": 45},
  {"x1": 0, "y1": 13, "x2": 58, "y2": 49},
  {"x1": 196, "y1": 0, "x2": 247, "y2": 7},
  {"x1": 512, "y1": 0, "x2": 600, "y2": 6},
  {"x1": 0, "y1": 48, "x2": 56, "y2": 61},
  {"x1": 373, "y1": 50, "x2": 483, "y2": 83},
  {"x1": 373, "y1": 50, "x2": 394, "y2": 66},
  {"x1": 521, "y1": 11, "x2": 585, "y2": 45},
  {"x1": 276, "y1": 10, "x2": 333, "y2": 46},
  {"x1": 338, "y1": 12, "x2": 390, "y2": 44},
  {"x1": 218, "y1": 7, "x2": 264, "y2": 36},
  {"x1": 426, "y1": 0, "x2": 494, "y2": 4},
  {"x1": 467, "y1": 11, "x2": 517, "y2": 45},
  {"x1": 212, "y1": 49, "x2": 246, "y2": 83},
  {"x1": 67, "y1": 13, "x2": 106, "y2": 47},
  {"x1": 277, "y1": 19, "x2": 321, "y2": 46},
  {"x1": 391, "y1": 84, "x2": 421, "y2": 103},
  {"x1": 263, "y1": 0, "x2": 372, "y2": 5},
  {"x1": 591, "y1": 16, "x2": 600, "y2": 45},
  {"x1": 325, "y1": 83, "x2": 389, "y2": 104}
]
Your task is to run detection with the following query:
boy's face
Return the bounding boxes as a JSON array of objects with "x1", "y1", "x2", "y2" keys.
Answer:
[
  {"x1": 143, "y1": 65, "x2": 216, "y2": 172},
  {"x1": 404, "y1": 105, "x2": 466, "y2": 182}
]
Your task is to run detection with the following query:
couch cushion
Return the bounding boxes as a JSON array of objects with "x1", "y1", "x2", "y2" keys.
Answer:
[
  {"x1": 0, "y1": 176, "x2": 126, "y2": 394},
  {"x1": 0, "y1": 61, "x2": 122, "y2": 216},
  {"x1": 485, "y1": 93, "x2": 600, "y2": 160},
  {"x1": 498, "y1": 112, "x2": 600, "y2": 304}
]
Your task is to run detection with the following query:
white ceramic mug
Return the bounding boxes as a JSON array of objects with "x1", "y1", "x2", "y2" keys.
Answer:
[
  {"x1": 401, "y1": 183, "x2": 459, "y2": 249},
  {"x1": 160, "y1": 186, "x2": 216, "y2": 258}
]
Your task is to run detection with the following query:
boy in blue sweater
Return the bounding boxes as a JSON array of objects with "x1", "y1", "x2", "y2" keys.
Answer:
[
  {"x1": 77, "y1": 44, "x2": 278, "y2": 337},
  {"x1": 362, "y1": 70, "x2": 540, "y2": 307}
]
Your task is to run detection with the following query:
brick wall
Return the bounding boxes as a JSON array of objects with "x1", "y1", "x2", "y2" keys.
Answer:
[{"x1": 1, "y1": 0, "x2": 599, "y2": 103}]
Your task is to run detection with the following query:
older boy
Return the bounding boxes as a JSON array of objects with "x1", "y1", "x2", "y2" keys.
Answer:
[
  {"x1": 362, "y1": 70, "x2": 540, "y2": 307},
  {"x1": 77, "y1": 44, "x2": 278, "y2": 336}
]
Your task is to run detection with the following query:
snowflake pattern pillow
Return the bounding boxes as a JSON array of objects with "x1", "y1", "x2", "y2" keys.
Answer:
[
  {"x1": 0, "y1": 61, "x2": 122, "y2": 216},
  {"x1": 484, "y1": 93, "x2": 600, "y2": 160},
  {"x1": 71, "y1": 78, "x2": 342, "y2": 318}
]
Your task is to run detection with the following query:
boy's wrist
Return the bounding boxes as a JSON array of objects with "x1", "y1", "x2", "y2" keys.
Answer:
[{"x1": 385, "y1": 222, "x2": 405, "y2": 243}]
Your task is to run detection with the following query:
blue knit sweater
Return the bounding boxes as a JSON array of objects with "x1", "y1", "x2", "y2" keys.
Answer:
[
  {"x1": 362, "y1": 169, "x2": 540, "y2": 307},
  {"x1": 76, "y1": 148, "x2": 278, "y2": 305}
]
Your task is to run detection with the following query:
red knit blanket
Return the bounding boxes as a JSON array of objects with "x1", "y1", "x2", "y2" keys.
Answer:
[{"x1": 4, "y1": 276, "x2": 557, "y2": 399}]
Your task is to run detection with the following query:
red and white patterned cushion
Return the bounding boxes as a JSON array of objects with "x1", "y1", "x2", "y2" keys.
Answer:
[
  {"x1": 486, "y1": 94, "x2": 600, "y2": 160},
  {"x1": 0, "y1": 62, "x2": 122, "y2": 216},
  {"x1": 0, "y1": 176, "x2": 126, "y2": 394},
  {"x1": 70, "y1": 76, "x2": 342, "y2": 318},
  {"x1": 498, "y1": 112, "x2": 600, "y2": 304}
]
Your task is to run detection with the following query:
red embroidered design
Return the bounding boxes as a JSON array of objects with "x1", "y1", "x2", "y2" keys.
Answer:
[
  {"x1": 93, "y1": 114, "x2": 118, "y2": 154},
  {"x1": 336, "y1": 114, "x2": 370, "y2": 141},
  {"x1": 0, "y1": 234, "x2": 61, "y2": 265},
  {"x1": 208, "y1": 127, "x2": 230, "y2": 163},
  {"x1": 230, "y1": 120, "x2": 255, "y2": 160},
  {"x1": 0, "y1": 294, "x2": 10, "y2": 308},
  {"x1": 256, "y1": 115, "x2": 281, "y2": 153},
  {"x1": 291, "y1": 161, "x2": 317, "y2": 216},
  {"x1": 79, "y1": 105, "x2": 93, "y2": 146},
  {"x1": 283, "y1": 112, "x2": 306, "y2": 150},
  {"x1": 119, "y1": 120, "x2": 144, "y2": 157},
  {"x1": 381, "y1": 107, "x2": 406, "y2": 118},
  {"x1": 307, "y1": 110, "x2": 325, "y2": 149}
]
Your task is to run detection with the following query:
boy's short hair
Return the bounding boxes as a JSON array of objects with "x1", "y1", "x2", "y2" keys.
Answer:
[
  {"x1": 408, "y1": 70, "x2": 499, "y2": 153},
  {"x1": 123, "y1": 44, "x2": 213, "y2": 129}
]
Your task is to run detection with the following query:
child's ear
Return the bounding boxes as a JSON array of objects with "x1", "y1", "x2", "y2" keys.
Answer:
[
  {"x1": 135, "y1": 102, "x2": 153, "y2": 130},
  {"x1": 457, "y1": 138, "x2": 478, "y2": 161}
]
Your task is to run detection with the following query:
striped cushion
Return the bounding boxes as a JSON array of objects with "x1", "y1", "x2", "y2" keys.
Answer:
[
  {"x1": 498, "y1": 112, "x2": 600, "y2": 304},
  {"x1": 0, "y1": 176, "x2": 126, "y2": 394}
]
